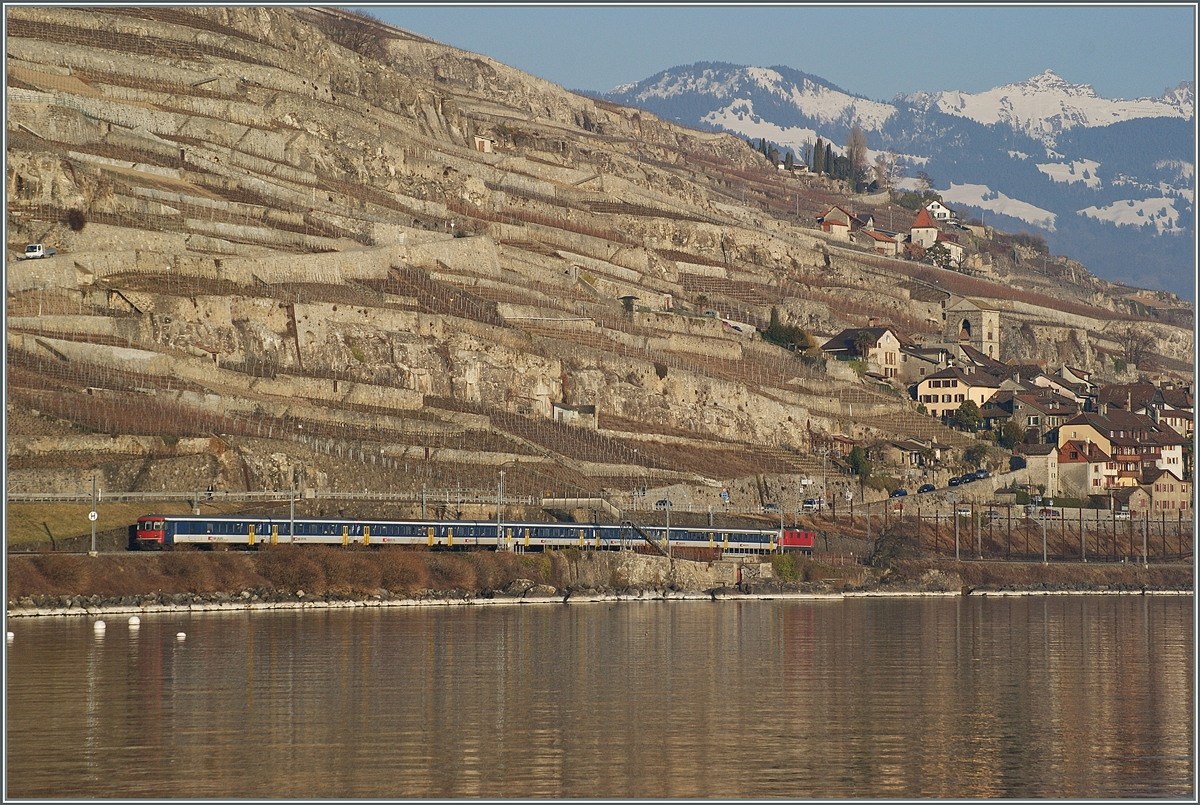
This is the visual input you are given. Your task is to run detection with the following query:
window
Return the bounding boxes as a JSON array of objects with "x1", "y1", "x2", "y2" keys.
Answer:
[
  {"x1": 942, "y1": 394, "x2": 951, "y2": 403},
  {"x1": 954, "y1": 394, "x2": 965, "y2": 403},
  {"x1": 920, "y1": 367, "x2": 926, "y2": 376},
  {"x1": 1028, "y1": 416, "x2": 1040, "y2": 426},
  {"x1": 951, "y1": 380, "x2": 959, "y2": 388}
]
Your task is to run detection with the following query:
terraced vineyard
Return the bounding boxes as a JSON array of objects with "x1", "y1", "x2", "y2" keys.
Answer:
[{"x1": 6, "y1": 6, "x2": 1188, "y2": 532}]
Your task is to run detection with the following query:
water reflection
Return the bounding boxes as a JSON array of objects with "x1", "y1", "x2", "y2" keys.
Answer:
[{"x1": 7, "y1": 597, "x2": 1193, "y2": 798}]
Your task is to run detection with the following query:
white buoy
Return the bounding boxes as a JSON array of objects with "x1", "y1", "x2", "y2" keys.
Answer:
[
  {"x1": 128, "y1": 616, "x2": 141, "y2": 627},
  {"x1": 176, "y1": 632, "x2": 186, "y2": 640},
  {"x1": 93, "y1": 620, "x2": 106, "y2": 632}
]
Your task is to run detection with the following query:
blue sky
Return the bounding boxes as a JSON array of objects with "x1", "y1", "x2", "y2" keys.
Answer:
[{"x1": 349, "y1": 5, "x2": 1195, "y2": 102}]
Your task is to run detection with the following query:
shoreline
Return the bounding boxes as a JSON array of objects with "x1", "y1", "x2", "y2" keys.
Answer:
[{"x1": 7, "y1": 586, "x2": 1192, "y2": 618}]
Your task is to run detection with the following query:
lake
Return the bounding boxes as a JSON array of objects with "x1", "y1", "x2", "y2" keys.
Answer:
[{"x1": 6, "y1": 595, "x2": 1193, "y2": 798}]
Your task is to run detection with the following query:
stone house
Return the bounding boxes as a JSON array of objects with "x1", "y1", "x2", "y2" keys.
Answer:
[
  {"x1": 552, "y1": 402, "x2": 597, "y2": 429},
  {"x1": 853, "y1": 228, "x2": 898, "y2": 257},
  {"x1": 1018, "y1": 443, "x2": 1059, "y2": 497},
  {"x1": 1111, "y1": 485, "x2": 1152, "y2": 519},
  {"x1": 942, "y1": 296, "x2": 1000, "y2": 360}
]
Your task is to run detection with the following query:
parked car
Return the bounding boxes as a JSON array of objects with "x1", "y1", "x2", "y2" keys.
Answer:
[
  {"x1": 801, "y1": 498, "x2": 824, "y2": 512},
  {"x1": 889, "y1": 488, "x2": 908, "y2": 498},
  {"x1": 959, "y1": 474, "x2": 976, "y2": 484},
  {"x1": 917, "y1": 484, "x2": 936, "y2": 494},
  {"x1": 974, "y1": 469, "x2": 991, "y2": 480},
  {"x1": 984, "y1": 509, "x2": 1001, "y2": 520},
  {"x1": 1037, "y1": 507, "x2": 1061, "y2": 519},
  {"x1": 956, "y1": 507, "x2": 972, "y2": 517},
  {"x1": 1114, "y1": 511, "x2": 1131, "y2": 521},
  {"x1": 948, "y1": 476, "x2": 961, "y2": 487},
  {"x1": 762, "y1": 502, "x2": 780, "y2": 514},
  {"x1": 655, "y1": 499, "x2": 673, "y2": 510}
]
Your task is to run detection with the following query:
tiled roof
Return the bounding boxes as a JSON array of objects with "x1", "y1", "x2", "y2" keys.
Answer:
[
  {"x1": 820, "y1": 326, "x2": 896, "y2": 353},
  {"x1": 911, "y1": 207, "x2": 938, "y2": 229},
  {"x1": 1097, "y1": 383, "x2": 1156, "y2": 409},
  {"x1": 922, "y1": 366, "x2": 1001, "y2": 387}
]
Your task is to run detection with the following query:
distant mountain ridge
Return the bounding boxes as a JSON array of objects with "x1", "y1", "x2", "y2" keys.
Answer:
[{"x1": 606, "y1": 64, "x2": 1195, "y2": 300}]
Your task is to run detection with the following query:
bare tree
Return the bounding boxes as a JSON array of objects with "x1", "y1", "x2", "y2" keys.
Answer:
[
  {"x1": 1115, "y1": 324, "x2": 1155, "y2": 368},
  {"x1": 845, "y1": 125, "x2": 868, "y2": 188},
  {"x1": 915, "y1": 171, "x2": 935, "y2": 193},
  {"x1": 873, "y1": 148, "x2": 904, "y2": 190}
]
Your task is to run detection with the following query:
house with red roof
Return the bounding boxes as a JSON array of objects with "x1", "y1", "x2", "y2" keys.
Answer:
[
  {"x1": 910, "y1": 207, "x2": 940, "y2": 248},
  {"x1": 817, "y1": 206, "x2": 872, "y2": 242},
  {"x1": 853, "y1": 228, "x2": 898, "y2": 257}
]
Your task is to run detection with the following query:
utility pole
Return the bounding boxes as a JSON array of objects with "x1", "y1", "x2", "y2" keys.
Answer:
[
  {"x1": 497, "y1": 470, "x2": 505, "y2": 550},
  {"x1": 665, "y1": 493, "x2": 672, "y2": 559},
  {"x1": 1042, "y1": 513, "x2": 1048, "y2": 564},
  {"x1": 89, "y1": 473, "x2": 98, "y2": 556}
]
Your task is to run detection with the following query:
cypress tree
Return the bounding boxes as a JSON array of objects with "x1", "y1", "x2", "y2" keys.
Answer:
[
  {"x1": 824, "y1": 143, "x2": 833, "y2": 174},
  {"x1": 813, "y1": 138, "x2": 823, "y2": 172}
]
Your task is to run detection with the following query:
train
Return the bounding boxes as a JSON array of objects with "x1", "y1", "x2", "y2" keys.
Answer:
[{"x1": 134, "y1": 514, "x2": 816, "y2": 555}]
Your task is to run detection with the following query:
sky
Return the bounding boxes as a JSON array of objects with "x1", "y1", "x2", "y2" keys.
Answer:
[{"x1": 349, "y1": 5, "x2": 1195, "y2": 102}]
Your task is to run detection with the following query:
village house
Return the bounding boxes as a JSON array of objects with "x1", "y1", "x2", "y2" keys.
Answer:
[
  {"x1": 909, "y1": 207, "x2": 940, "y2": 249},
  {"x1": 820, "y1": 326, "x2": 902, "y2": 379},
  {"x1": 914, "y1": 365, "x2": 1001, "y2": 420},
  {"x1": 897, "y1": 344, "x2": 951, "y2": 384},
  {"x1": 1111, "y1": 485, "x2": 1153, "y2": 518},
  {"x1": 1057, "y1": 438, "x2": 1117, "y2": 498},
  {"x1": 852, "y1": 228, "x2": 898, "y2": 257},
  {"x1": 1144, "y1": 468, "x2": 1192, "y2": 516},
  {"x1": 925, "y1": 200, "x2": 956, "y2": 222},
  {"x1": 881, "y1": 438, "x2": 948, "y2": 470},
  {"x1": 1058, "y1": 406, "x2": 1186, "y2": 485},
  {"x1": 551, "y1": 402, "x2": 597, "y2": 429},
  {"x1": 1017, "y1": 443, "x2": 1059, "y2": 498},
  {"x1": 817, "y1": 206, "x2": 872, "y2": 242},
  {"x1": 935, "y1": 232, "x2": 965, "y2": 266}
]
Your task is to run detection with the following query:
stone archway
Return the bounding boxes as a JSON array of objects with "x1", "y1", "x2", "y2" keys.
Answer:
[{"x1": 958, "y1": 318, "x2": 972, "y2": 341}]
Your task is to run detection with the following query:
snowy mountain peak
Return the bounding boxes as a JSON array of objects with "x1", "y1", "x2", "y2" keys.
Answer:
[
  {"x1": 1024, "y1": 69, "x2": 1078, "y2": 92},
  {"x1": 902, "y1": 71, "x2": 1192, "y2": 144}
]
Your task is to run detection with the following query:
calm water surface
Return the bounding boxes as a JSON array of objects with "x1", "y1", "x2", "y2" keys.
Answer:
[{"x1": 6, "y1": 596, "x2": 1194, "y2": 798}]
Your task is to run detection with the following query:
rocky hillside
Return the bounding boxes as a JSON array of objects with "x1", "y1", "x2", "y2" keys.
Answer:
[{"x1": 5, "y1": 7, "x2": 1193, "y2": 519}]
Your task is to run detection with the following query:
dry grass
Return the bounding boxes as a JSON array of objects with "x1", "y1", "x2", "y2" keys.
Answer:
[
  {"x1": 6, "y1": 501, "x2": 254, "y2": 548},
  {"x1": 894, "y1": 558, "x2": 1192, "y2": 590}
]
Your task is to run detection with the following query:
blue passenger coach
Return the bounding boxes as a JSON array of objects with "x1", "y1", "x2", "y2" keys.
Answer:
[{"x1": 135, "y1": 515, "x2": 787, "y2": 553}]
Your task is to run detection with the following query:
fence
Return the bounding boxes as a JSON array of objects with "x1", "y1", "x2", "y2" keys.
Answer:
[{"x1": 906, "y1": 507, "x2": 1193, "y2": 563}]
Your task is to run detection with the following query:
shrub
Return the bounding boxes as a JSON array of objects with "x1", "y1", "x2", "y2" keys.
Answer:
[
  {"x1": 311, "y1": 547, "x2": 381, "y2": 594},
  {"x1": 66, "y1": 208, "x2": 87, "y2": 232},
  {"x1": 425, "y1": 553, "x2": 476, "y2": 590},
  {"x1": 158, "y1": 552, "x2": 215, "y2": 592},
  {"x1": 255, "y1": 546, "x2": 326, "y2": 592},
  {"x1": 378, "y1": 548, "x2": 430, "y2": 593}
]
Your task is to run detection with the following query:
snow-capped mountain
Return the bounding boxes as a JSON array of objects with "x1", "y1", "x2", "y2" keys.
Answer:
[
  {"x1": 606, "y1": 64, "x2": 1195, "y2": 300},
  {"x1": 903, "y1": 69, "x2": 1193, "y2": 144}
]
